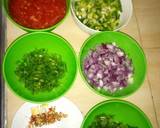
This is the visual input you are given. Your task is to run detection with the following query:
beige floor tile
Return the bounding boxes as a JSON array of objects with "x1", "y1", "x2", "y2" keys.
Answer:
[
  {"x1": 121, "y1": 12, "x2": 141, "y2": 44},
  {"x1": 124, "y1": 78, "x2": 159, "y2": 128},
  {"x1": 145, "y1": 49, "x2": 160, "y2": 126},
  {"x1": 154, "y1": 100, "x2": 160, "y2": 125},
  {"x1": 6, "y1": 88, "x2": 24, "y2": 128},
  {"x1": 133, "y1": 0, "x2": 160, "y2": 48},
  {"x1": 53, "y1": 13, "x2": 91, "y2": 53},
  {"x1": 134, "y1": 0, "x2": 160, "y2": 8},
  {"x1": 6, "y1": 20, "x2": 26, "y2": 47},
  {"x1": 145, "y1": 49, "x2": 160, "y2": 100}
]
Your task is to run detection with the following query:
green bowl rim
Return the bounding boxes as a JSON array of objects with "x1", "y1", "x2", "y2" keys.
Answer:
[
  {"x1": 2, "y1": 31, "x2": 78, "y2": 103},
  {"x1": 81, "y1": 99, "x2": 153, "y2": 128},
  {"x1": 2, "y1": 0, "x2": 71, "y2": 32},
  {"x1": 79, "y1": 31, "x2": 147, "y2": 98}
]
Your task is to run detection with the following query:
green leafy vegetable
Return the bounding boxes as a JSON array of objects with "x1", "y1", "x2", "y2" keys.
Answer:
[
  {"x1": 15, "y1": 49, "x2": 67, "y2": 94},
  {"x1": 74, "y1": 0, "x2": 122, "y2": 31},
  {"x1": 89, "y1": 114, "x2": 138, "y2": 128}
]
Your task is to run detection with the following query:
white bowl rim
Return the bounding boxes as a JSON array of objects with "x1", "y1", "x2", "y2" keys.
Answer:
[{"x1": 71, "y1": 0, "x2": 133, "y2": 34}]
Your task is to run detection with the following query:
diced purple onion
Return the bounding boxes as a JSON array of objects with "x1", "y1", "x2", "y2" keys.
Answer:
[{"x1": 83, "y1": 43, "x2": 134, "y2": 93}]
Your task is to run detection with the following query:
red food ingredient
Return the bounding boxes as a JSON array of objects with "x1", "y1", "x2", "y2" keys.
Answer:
[{"x1": 9, "y1": 0, "x2": 67, "y2": 29}]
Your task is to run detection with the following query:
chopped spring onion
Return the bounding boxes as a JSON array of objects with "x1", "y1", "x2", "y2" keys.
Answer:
[
  {"x1": 15, "y1": 49, "x2": 67, "y2": 94},
  {"x1": 89, "y1": 114, "x2": 138, "y2": 128}
]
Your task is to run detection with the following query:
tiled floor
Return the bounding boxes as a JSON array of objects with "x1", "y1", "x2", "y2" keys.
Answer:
[
  {"x1": 145, "y1": 49, "x2": 160, "y2": 126},
  {"x1": 133, "y1": 0, "x2": 160, "y2": 127},
  {"x1": 133, "y1": 0, "x2": 160, "y2": 49},
  {"x1": 5, "y1": 0, "x2": 160, "y2": 128}
]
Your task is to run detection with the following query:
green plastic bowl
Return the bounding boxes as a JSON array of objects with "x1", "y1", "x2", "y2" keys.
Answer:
[
  {"x1": 3, "y1": 32, "x2": 77, "y2": 102},
  {"x1": 3, "y1": 0, "x2": 70, "y2": 32},
  {"x1": 81, "y1": 99, "x2": 152, "y2": 128},
  {"x1": 79, "y1": 31, "x2": 147, "y2": 98}
]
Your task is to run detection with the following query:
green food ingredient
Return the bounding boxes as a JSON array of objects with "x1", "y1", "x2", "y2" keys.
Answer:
[
  {"x1": 89, "y1": 114, "x2": 138, "y2": 128},
  {"x1": 74, "y1": 0, "x2": 122, "y2": 31},
  {"x1": 15, "y1": 49, "x2": 67, "y2": 94}
]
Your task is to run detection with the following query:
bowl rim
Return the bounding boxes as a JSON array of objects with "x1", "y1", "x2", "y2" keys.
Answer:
[
  {"x1": 2, "y1": 0, "x2": 71, "y2": 32},
  {"x1": 11, "y1": 97, "x2": 84, "y2": 128},
  {"x1": 71, "y1": 0, "x2": 133, "y2": 34},
  {"x1": 80, "y1": 99, "x2": 153, "y2": 128},
  {"x1": 79, "y1": 31, "x2": 147, "y2": 98},
  {"x1": 2, "y1": 31, "x2": 78, "y2": 103}
]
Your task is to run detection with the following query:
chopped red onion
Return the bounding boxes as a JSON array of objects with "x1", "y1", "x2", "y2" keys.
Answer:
[{"x1": 83, "y1": 43, "x2": 134, "y2": 93}]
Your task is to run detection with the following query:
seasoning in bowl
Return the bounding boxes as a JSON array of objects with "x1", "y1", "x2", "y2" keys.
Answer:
[
  {"x1": 28, "y1": 104, "x2": 67, "y2": 128},
  {"x1": 15, "y1": 49, "x2": 67, "y2": 94},
  {"x1": 83, "y1": 43, "x2": 134, "y2": 93},
  {"x1": 74, "y1": 0, "x2": 122, "y2": 31},
  {"x1": 9, "y1": 0, "x2": 67, "y2": 29}
]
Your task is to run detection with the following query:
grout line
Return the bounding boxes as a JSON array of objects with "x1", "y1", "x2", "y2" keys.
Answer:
[
  {"x1": 147, "y1": 75, "x2": 160, "y2": 128},
  {"x1": 132, "y1": 5, "x2": 144, "y2": 48},
  {"x1": 133, "y1": 2, "x2": 160, "y2": 128},
  {"x1": 144, "y1": 47, "x2": 160, "y2": 50},
  {"x1": 132, "y1": 2, "x2": 160, "y2": 50}
]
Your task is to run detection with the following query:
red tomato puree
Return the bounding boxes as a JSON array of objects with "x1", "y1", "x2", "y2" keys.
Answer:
[{"x1": 9, "y1": 0, "x2": 67, "y2": 29}]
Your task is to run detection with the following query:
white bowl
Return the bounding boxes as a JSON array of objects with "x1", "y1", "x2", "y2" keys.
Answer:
[{"x1": 71, "y1": 0, "x2": 133, "y2": 34}]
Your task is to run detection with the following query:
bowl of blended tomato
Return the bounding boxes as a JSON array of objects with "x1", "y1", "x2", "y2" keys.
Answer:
[{"x1": 3, "y1": 0, "x2": 70, "y2": 31}]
